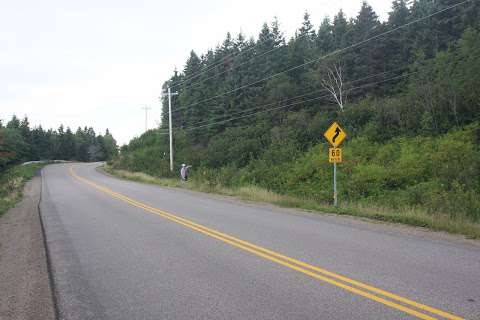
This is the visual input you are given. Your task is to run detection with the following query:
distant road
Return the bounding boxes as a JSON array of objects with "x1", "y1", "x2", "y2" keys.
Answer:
[{"x1": 40, "y1": 163, "x2": 480, "y2": 320}]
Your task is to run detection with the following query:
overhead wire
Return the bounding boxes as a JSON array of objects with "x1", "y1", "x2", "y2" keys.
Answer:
[
  {"x1": 172, "y1": 37, "x2": 288, "y2": 92},
  {"x1": 154, "y1": 69, "x2": 419, "y2": 136},
  {"x1": 173, "y1": 65, "x2": 410, "y2": 128},
  {"x1": 179, "y1": 71, "x2": 418, "y2": 132},
  {"x1": 159, "y1": 48, "x2": 479, "y2": 135},
  {"x1": 171, "y1": 46, "x2": 254, "y2": 89},
  {"x1": 172, "y1": 64, "x2": 408, "y2": 115},
  {"x1": 171, "y1": 24, "x2": 310, "y2": 90}
]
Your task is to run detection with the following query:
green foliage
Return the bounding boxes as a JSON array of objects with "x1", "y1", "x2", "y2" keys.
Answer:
[
  {"x1": 269, "y1": 125, "x2": 480, "y2": 221},
  {"x1": 115, "y1": 2, "x2": 480, "y2": 226},
  {"x1": 0, "y1": 116, "x2": 118, "y2": 172},
  {"x1": 0, "y1": 163, "x2": 44, "y2": 216}
]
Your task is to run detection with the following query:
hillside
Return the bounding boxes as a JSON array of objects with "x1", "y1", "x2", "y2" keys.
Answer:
[{"x1": 111, "y1": 0, "x2": 480, "y2": 233}]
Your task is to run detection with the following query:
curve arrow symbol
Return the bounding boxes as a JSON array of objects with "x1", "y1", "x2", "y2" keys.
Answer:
[{"x1": 333, "y1": 127, "x2": 341, "y2": 143}]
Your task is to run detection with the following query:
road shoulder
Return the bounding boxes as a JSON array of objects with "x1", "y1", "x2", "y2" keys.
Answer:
[
  {"x1": 0, "y1": 176, "x2": 55, "y2": 320},
  {"x1": 98, "y1": 165, "x2": 480, "y2": 249}
]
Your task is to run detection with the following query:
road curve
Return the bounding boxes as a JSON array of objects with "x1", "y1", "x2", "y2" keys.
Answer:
[{"x1": 39, "y1": 163, "x2": 480, "y2": 319}]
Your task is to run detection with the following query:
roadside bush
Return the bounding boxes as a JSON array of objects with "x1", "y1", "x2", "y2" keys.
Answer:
[
  {"x1": 0, "y1": 163, "x2": 43, "y2": 216},
  {"x1": 236, "y1": 124, "x2": 480, "y2": 221}
]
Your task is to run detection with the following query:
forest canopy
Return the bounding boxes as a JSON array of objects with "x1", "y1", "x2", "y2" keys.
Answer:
[
  {"x1": 0, "y1": 115, "x2": 118, "y2": 171},
  {"x1": 118, "y1": 0, "x2": 479, "y2": 170}
]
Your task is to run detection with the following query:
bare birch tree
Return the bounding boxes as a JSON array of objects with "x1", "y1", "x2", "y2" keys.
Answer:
[{"x1": 321, "y1": 63, "x2": 347, "y2": 112}]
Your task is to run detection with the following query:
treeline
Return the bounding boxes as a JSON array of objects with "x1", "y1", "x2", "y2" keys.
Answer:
[
  {"x1": 119, "y1": 0, "x2": 479, "y2": 167},
  {"x1": 0, "y1": 115, "x2": 118, "y2": 171},
  {"x1": 159, "y1": 0, "x2": 479, "y2": 139},
  {"x1": 113, "y1": 1, "x2": 480, "y2": 221}
]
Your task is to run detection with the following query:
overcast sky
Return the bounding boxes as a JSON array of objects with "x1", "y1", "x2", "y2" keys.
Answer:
[{"x1": 1, "y1": 0, "x2": 391, "y2": 145}]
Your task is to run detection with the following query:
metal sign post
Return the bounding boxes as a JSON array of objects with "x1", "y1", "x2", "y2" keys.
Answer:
[
  {"x1": 333, "y1": 162, "x2": 337, "y2": 207},
  {"x1": 324, "y1": 123, "x2": 346, "y2": 207}
]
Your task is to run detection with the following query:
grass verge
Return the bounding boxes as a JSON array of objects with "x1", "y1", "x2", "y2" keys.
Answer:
[
  {"x1": 101, "y1": 165, "x2": 480, "y2": 239},
  {"x1": 0, "y1": 163, "x2": 44, "y2": 216}
]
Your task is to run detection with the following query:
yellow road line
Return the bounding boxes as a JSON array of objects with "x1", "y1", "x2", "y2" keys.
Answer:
[{"x1": 69, "y1": 167, "x2": 463, "y2": 320}]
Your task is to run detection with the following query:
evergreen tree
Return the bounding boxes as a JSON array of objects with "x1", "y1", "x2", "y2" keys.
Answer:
[
  {"x1": 288, "y1": 11, "x2": 316, "y2": 92},
  {"x1": 332, "y1": 10, "x2": 349, "y2": 49},
  {"x1": 19, "y1": 116, "x2": 30, "y2": 139},
  {"x1": 19, "y1": 116, "x2": 32, "y2": 159},
  {"x1": 6, "y1": 115, "x2": 20, "y2": 130},
  {"x1": 257, "y1": 22, "x2": 280, "y2": 76},
  {"x1": 63, "y1": 127, "x2": 76, "y2": 160},
  {"x1": 103, "y1": 129, "x2": 119, "y2": 160},
  {"x1": 180, "y1": 50, "x2": 204, "y2": 128},
  {"x1": 31, "y1": 126, "x2": 49, "y2": 160},
  {"x1": 258, "y1": 23, "x2": 275, "y2": 52},
  {"x1": 316, "y1": 17, "x2": 333, "y2": 54},
  {"x1": 271, "y1": 17, "x2": 285, "y2": 47},
  {"x1": 75, "y1": 127, "x2": 89, "y2": 161},
  {"x1": 386, "y1": 0, "x2": 412, "y2": 69},
  {"x1": 409, "y1": 0, "x2": 437, "y2": 57},
  {"x1": 348, "y1": 1, "x2": 383, "y2": 80},
  {"x1": 298, "y1": 11, "x2": 316, "y2": 40},
  {"x1": 389, "y1": 0, "x2": 410, "y2": 27}
]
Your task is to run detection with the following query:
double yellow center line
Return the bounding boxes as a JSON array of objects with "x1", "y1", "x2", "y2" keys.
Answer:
[{"x1": 69, "y1": 167, "x2": 463, "y2": 320}]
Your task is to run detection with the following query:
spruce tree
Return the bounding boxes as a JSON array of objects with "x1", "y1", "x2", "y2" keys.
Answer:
[
  {"x1": 348, "y1": 1, "x2": 383, "y2": 81},
  {"x1": 316, "y1": 17, "x2": 333, "y2": 54},
  {"x1": 332, "y1": 10, "x2": 349, "y2": 49}
]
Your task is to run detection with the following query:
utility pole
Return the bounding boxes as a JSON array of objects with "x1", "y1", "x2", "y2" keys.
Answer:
[
  {"x1": 141, "y1": 105, "x2": 151, "y2": 132},
  {"x1": 162, "y1": 87, "x2": 178, "y2": 172}
]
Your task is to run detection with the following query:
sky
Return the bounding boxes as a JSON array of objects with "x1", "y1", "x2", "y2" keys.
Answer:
[{"x1": 0, "y1": 0, "x2": 391, "y2": 145}]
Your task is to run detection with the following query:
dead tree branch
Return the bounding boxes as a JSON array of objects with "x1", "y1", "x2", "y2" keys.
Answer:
[{"x1": 321, "y1": 63, "x2": 347, "y2": 112}]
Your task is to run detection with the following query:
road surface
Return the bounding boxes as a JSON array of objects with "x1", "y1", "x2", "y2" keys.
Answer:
[{"x1": 39, "y1": 163, "x2": 480, "y2": 319}]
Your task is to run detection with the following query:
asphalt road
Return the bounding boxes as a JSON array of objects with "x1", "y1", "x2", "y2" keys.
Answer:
[{"x1": 39, "y1": 163, "x2": 480, "y2": 320}]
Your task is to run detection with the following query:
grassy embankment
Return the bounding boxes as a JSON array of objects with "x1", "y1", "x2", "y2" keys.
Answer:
[
  {"x1": 101, "y1": 162, "x2": 480, "y2": 239},
  {"x1": 0, "y1": 163, "x2": 44, "y2": 216}
]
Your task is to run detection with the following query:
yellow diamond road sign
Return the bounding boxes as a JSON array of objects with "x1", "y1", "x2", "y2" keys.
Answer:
[{"x1": 324, "y1": 122, "x2": 347, "y2": 147}]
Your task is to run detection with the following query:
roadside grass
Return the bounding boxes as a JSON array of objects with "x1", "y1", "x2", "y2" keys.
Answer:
[
  {"x1": 101, "y1": 165, "x2": 480, "y2": 239},
  {"x1": 0, "y1": 163, "x2": 44, "y2": 216}
]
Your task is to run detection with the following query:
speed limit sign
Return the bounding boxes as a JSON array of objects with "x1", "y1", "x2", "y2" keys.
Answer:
[{"x1": 329, "y1": 148, "x2": 342, "y2": 163}]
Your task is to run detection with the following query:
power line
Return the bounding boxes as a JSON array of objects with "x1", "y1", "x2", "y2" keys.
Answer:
[
  {"x1": 172, "y1": 37, "x2": 287, "y2": 92},
  {"x1": 171, "y1": 13, "x2": 375, "y2": 91},
  {"x1": 181, "y1": 72, "x2": 418, "y2": 132},
  {"x1": 157, "y1": 94, "x2": 330, "y2": 136},
  {"x1": 170, "y1": 0, "x2": 470, "y2": 113},
  {"x1": 171, "y1": 23, "x2": 298, "y2": 90},
  {"x1": 155, "y1": 70, "x2": 418, "y2": 136},
  {"x1": 170, "y1": 42, "x2": 256, "y2": 89},
  {"x1": 171, "y1": 41, "x2": 259, "y2": 88},
  {"x1": 175, "y1": 66, "x2": 409, "y2": 128},
  {"x1": 173, "y1": 15, "x2": 386, "y2": 92},
  {"x1": 160, "y1": 49, "x2": 478, "y2": 136}
]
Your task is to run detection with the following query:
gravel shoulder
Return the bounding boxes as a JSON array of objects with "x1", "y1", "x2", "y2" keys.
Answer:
[{"x1": 0, "y1": 175, "x2": 55, "y2": 320}]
